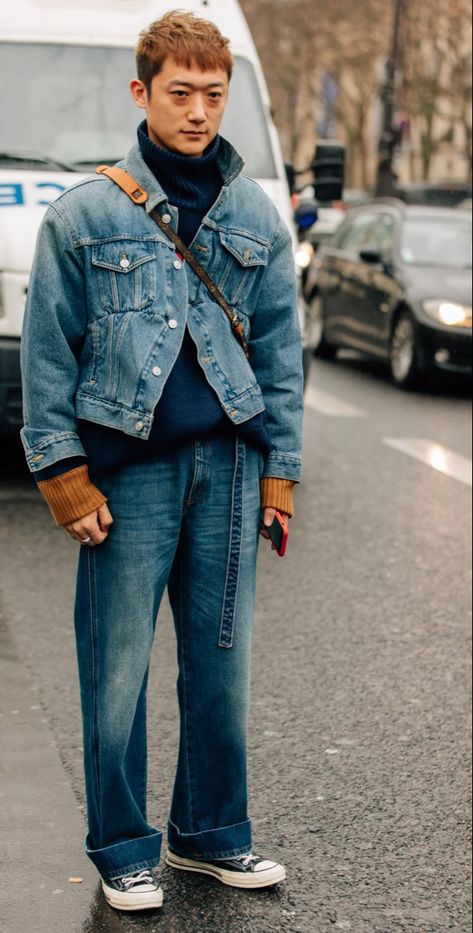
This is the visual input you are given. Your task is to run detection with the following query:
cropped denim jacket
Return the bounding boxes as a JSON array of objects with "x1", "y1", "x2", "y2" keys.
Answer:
[{"x1": 21, "y1": 138, "x2": 303, "y2": 482}]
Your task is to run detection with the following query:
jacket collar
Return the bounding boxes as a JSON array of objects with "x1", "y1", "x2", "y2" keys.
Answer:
[{"x1": 124, "y1": 137, "x2": 245, "y2": 214}]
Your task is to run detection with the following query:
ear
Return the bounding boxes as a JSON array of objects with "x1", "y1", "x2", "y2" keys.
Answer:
[{"x1": 130, "y1": 79, "x2": 147, "y2": 110}]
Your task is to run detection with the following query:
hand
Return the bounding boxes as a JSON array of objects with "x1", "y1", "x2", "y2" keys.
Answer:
[
  {"x1": 65, "y1": 503, "x2": 114, "y2": 547},
  {"x1": 260, "y1": 507, "x2": 289, "y2": 542}
]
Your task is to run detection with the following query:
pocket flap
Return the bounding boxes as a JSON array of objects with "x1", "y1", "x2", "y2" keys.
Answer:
[
  {"x1": 91, "y1": 241, "x2": 155, "y2": 273},
  {"x1": 219, "y1": 232, "x2": 270, "y2": 267}
]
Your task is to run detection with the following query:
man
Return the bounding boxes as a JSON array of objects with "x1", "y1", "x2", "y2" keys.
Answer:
[{"x1": 21, "y1": 11, "x2": 303, "y2": 913}]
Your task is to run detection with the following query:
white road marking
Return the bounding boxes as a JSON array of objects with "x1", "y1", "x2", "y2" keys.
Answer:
[
  {"x1": 305, "y1": 386, "x2": 366, "y2": 417},
  {"x1": 384, "y1": 438, "x2": 472, "y2": 487}
]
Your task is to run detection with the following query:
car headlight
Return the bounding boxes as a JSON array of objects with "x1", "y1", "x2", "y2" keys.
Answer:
[
  {"x1": 423, "y1": 299, "x2": 472, "y2": 328},
  {"x1": 295, "y1": 241, "x2": 314, "y2": 270}
]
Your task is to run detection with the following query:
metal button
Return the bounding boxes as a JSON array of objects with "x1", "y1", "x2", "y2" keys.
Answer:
[
  {"x1": 120, "y1": 255, "x2": 130, "y2": 269},
  {"x1": 162, "y1": 213, "x2": 172, "y2": 224},
  {"x1": 135, "y1": 420, "x2": 144, "y2": 432},
  {"x1": 168, "y1": 319, "x2": 178, "y2": 329},
  {"x1": 152, "y1": 366, "x2": 162, "y2": 376},
  {"x1": 173, "y1": 259, "x2": 183, "y2": 270}
]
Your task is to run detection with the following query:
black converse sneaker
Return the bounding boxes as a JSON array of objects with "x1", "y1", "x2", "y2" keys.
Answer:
[
  {"x1": 166, "y1": 850, "x2": 286, "y2": 889},
  {"x1": 101, "y1": 868, "x2": 163, "y2": 911}
]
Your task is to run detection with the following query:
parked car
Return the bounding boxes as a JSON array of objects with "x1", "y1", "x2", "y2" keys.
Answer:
[
  {"x1": 335, "y1": 188, "x2": 371, "y2": 211},
  {"x1": 395, "y1": 181, "x2": 472, "y2": 208},
  {"x1": 305, "y1": 200, "x2": 472, "y2": 388}
]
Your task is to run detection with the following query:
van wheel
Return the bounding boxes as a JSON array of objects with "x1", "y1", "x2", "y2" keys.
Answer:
[
  {"x1": 310, "y1": 295, "x2": 336, "y2": 359},
  {"x1": 390, "y1": 311, "x2": 420, "y2": 388}
]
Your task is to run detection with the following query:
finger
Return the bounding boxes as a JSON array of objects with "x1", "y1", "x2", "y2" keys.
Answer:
[
  {"x1": 68, "y1": 515, "x2": 107, "y2": 546},
  {"x1": 97, "y1": 503, "x2": 114, "y2": 532},
  {"x1": 263, "y1": 507, "x2": 276, "y2": 527},
  {"x1": 70, "y1": 529, "x2": 96, "y2": 546},
  {"x1": 64, "y1": 524, "x2": 88, "y2": 544},
  {"x1": 82, "y1": 518, "x2": 107, "y2": 546}
]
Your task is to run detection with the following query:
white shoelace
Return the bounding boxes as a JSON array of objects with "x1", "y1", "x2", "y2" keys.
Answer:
[
  {"x1": 121, "y1": 870, "x2": 156, "y2": 890},
  {"x1": 239, "y1": 854, "x2": 259, "y2": 868}
]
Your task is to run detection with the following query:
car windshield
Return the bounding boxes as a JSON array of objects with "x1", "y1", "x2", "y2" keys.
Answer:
[
  {"x1": 400, "y1": 216, "x2": 472, "y2": 269},
  {"x1": 0, "y1": 43, "x2": 276, "y2": 179}
]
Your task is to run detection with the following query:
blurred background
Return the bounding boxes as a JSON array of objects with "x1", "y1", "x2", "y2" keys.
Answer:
[{"x1": 241, "y1": 0, "x2": 472, "y2": 193}]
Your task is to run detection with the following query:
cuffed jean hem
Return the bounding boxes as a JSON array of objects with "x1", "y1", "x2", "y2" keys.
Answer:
[
  {"x1": 167, "y1": 818, "x2": 252, "y2": 861},
  {"x1": 86, "y1": 830, "x2": 162, "y2": 880}
]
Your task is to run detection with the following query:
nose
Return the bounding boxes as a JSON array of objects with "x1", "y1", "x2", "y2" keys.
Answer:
[{"x1": 188, "y1": 94, "x2": 207, "y2": 124}]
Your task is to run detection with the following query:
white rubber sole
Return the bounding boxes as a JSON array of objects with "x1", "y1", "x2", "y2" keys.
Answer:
[
  {"x1": 165, "y1": 851, "x2": 286, "y2": 889},
  {"x1": 102, "y1": 880, "x2": 164, "y2": 912}
]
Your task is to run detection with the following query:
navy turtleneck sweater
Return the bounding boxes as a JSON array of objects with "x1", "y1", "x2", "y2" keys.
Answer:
[{"x1": 36, "y1": 123, "x2": 270, "y2": 481}]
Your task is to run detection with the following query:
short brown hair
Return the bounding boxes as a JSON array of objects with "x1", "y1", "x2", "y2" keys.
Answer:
[{"x1": 136, "y1": 10, "x2": 234, "y2": 93}]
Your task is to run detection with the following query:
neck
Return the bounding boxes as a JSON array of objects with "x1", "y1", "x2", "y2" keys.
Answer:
[{"x1": 137, "y1": 120, "x2": 222, "y2": 213}]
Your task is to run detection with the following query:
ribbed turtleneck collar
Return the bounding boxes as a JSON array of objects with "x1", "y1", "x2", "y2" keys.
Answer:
[{"x1": 137, "y1": 120, "x2": 222, "y2": 210}]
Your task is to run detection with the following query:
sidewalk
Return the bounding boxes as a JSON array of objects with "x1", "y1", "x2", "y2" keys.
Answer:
[{"x1": 0, "y1": 610, "x2": 122, "y2": 933}]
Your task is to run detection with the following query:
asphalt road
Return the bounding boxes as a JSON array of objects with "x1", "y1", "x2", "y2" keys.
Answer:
[{"x1": 0, "y1": 353, "x2": 471, "y2": 933}]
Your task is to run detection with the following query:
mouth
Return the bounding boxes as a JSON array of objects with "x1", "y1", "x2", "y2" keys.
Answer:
[{"x1": 182, "y1": 131, "x2": 207, "y2": 138}]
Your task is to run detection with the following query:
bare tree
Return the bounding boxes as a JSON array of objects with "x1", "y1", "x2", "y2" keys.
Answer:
[
  {"x1": 241, "y1": 0, "x2": 390, "y2": 187},
  {"x1": 403, "y1": 0, "x2": 472, "y2": 180},
  {"x1": 241, "y1": 0, "x2": 472, "y2": 186}
]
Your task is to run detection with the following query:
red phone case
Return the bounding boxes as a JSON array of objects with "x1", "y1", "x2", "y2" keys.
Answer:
[{"x1": 267, "y1": 510, "x2": 289, "y2": 557}]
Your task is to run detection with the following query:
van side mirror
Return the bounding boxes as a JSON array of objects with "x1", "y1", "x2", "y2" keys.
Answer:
[{"x1": 285, "y1": 163, "x2": 297, "y2": 195}]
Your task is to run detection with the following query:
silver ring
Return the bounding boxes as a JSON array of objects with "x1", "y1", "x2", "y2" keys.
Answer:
[{"x1": 80, "y1": 537, "x2": 93, "y2": 545}]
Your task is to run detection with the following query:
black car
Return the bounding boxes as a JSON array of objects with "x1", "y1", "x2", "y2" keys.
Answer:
[
  {"x1": 396, "y1": 181, "x2": 472, "y2": 208},
  {"x1": 305, "y1": 200, "x2": 472, "y2": 387}
]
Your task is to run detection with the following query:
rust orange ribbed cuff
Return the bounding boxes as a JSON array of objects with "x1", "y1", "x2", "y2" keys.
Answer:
[
  {"x1": 260, "y1": 477, "x2": 295, "y2": 518},
  {"x1": 37, "y1": 464, "x2": 107, "y2": 526}
]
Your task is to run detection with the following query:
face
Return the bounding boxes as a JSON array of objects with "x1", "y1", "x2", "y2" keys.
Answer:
[{"x1": 130, "y1": 56, "x2": 229, "y2": 158}]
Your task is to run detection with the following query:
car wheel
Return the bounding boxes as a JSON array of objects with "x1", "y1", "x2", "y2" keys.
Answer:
[
  {"x1": 309, "y1": 295, "x2": 337, "y2": 359},
  {"x1": 389, "y1": 311, "x2": 420, "y2": 388}
]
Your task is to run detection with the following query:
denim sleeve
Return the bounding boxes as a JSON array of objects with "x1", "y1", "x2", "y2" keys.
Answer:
[
  {"x1": 249, "y1": 220, "x2": 304, "y2": 482},
  {"x1": 20, "y1": 204, "x2": 88, "y2": 473},
  {"x1": 34, "y1": 456, "x2": 87, "y2": 483}
]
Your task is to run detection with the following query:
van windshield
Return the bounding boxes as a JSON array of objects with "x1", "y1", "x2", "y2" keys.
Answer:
[{"x1": 0, "y1": 43, "x2": 277, "y2": 179}]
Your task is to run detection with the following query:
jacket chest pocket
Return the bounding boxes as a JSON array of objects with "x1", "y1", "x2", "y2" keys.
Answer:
[
  {"x1": 91, "y1": 241, "x2": 157, "y2": 313},
  {"x1": 217, "y1": 232, "x2": 269, "y2": 306}
]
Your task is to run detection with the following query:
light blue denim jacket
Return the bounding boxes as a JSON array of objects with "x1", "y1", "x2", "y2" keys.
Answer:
[{"x1": 21, "y1": 138, "x2": 303, "y2": 481}]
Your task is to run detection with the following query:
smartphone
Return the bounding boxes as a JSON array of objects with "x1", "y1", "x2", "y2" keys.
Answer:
[{"x1": 262, "y1": 510, "x2": 289, "y2": 557}]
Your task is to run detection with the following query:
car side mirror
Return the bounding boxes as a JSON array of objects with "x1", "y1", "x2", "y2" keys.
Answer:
[{"x1": 359, "y1": 246, "x2": 384, "y2": 265}]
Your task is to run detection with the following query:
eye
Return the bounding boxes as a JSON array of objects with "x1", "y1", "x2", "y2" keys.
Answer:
[{"x1": 171, "y1": 90, "x2": 189, "y2": 99}]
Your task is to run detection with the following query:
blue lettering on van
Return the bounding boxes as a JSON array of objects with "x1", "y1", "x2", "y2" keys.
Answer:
[
  {"x1": 0, "y1": 182, "x2": 67, "y2": 206},
  {"x1": 0, "y1": 184, "x2": 24, "y2": 206},
  {"x1": 36, "y1": 182, "x2": 67, "y2": 205}
]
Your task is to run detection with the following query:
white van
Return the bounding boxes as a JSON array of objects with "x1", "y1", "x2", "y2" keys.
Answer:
[{"x1": 0, "y1": 0, "x2": 308, "y2": 436}]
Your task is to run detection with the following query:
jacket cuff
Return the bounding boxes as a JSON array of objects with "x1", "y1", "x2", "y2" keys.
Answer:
[
  {"x1": 260, "y1": 477, "x2": 295, "y2": 518},
  {"x1": 37, "y1": 464, "x2": 107, "y2": 526}
]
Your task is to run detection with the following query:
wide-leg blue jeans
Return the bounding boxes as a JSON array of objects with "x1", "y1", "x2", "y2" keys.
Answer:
[{"x1": 74, "y1": 435, "x2": 262, "y2": 880}]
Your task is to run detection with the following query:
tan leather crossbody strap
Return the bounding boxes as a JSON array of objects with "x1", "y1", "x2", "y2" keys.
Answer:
[
  {"x1": 97, "y1": 164, "x2": 148, "y2": 204},
  {"x1": 96, "y1": 164, "x2": 250, "y2": 358}
]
